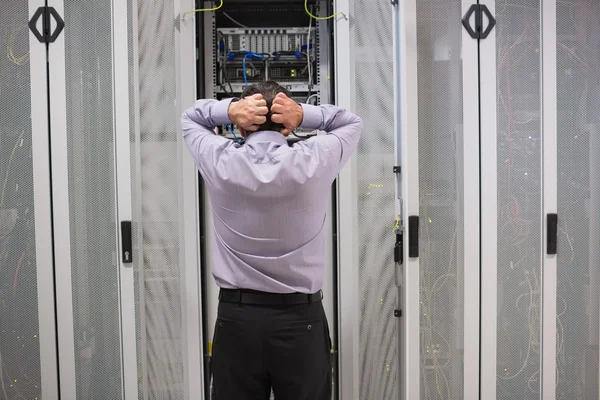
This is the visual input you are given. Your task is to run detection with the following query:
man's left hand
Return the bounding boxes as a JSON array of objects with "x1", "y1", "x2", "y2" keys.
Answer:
[{"x1": 271, "y1": 93, "x2": 303, "y2": 136}]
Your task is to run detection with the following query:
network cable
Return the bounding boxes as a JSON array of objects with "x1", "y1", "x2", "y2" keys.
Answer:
[
  {"x1": 226, "y1": 124, "x2": 242, "y2": 144},
  {"x1": 222, "y1": 12, "x2": 247, "y2": 28},
  {"x1": 304, "y1": 0, "x2": 347, "y2": 20},
  {"x1": 306, "y1": 94, "x2": 318, "y2": 105},
  {"x1": 0, "y1": 345, "x2": 7, "y2": 400},
  {"x1": 242, "y1": 52, "x2": 265, "y2": 86},
  {"x1": 219, "y1": 59, "x2": 234, "y2": 95},
  {"x1": 182, "y1": 0, "x2": 223, "y2": 18},
  {"x1": 291, "y1": 130, "x2": 317, "y2": 139},
  {"x1": 307, "y1": 11, "x2": 313, "y2": 91},
  {"x1": 0, "y1": 131, "x2": 25, "y2": 209},
  {"x1": 7, "y1": 26, "x2": 30, "y2": 66}
]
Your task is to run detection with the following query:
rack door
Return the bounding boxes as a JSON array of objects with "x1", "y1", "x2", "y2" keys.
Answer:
[
  {"x1": 554, "y1": 1, "x2": 600, "y2": 399},
  {"x1": 393, "y1": 0, "x2": 482, "y2": 399},
  {"x1": 476, "y1": 1, "x2": 545, "y2": 398},
  {"x1": 123, "y1": 0, "x2": 203, "y2": 398},
  {"x1": 336, "y1": 0, "x2": 402, "y2": 398},
  {"x1": 46, "y1": 0, "x2": 127, "y2": 397},
  {"x1": 46, "y1": 0, "x2": 203, "y2": 398},
  {"x1": 0, "y1": 1, "x2": 59, "y2": 399}
]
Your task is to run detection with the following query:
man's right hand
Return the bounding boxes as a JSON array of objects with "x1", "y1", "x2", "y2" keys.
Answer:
[
  {"x1": 228, "y1": 94, "x2": 269, "y2": 131},
  {"x1": 271, "y1": 93, "x2": 303, "y2": 135}
]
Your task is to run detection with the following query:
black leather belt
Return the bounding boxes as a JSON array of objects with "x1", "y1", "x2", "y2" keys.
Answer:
[{"x1": 219, "y1": 288, "x2": 323, "y2": 305}]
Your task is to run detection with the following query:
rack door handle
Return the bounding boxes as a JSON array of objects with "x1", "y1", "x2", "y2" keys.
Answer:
[
  {"x1": 408, "y1": 216, "x2": 419, "y2": 258},
  {"x1": 121, "y1": 221, "x2": 133, "y2": 264},
  {"x1": 547, "y1": 214, "x2": 558, "y2": 255},
  {"x1": 29, "y1": 6, "x2": 64, "y2": 43}
]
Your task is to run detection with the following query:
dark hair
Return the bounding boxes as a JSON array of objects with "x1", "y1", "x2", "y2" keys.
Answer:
[{"x1": 240, "y1": 81, "x2": 292, "y2": 132}]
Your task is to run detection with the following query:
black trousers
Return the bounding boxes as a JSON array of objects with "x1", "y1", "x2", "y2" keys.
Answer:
[{"x1": 211, "y1": 296, "x2": 332, "y2": 400}]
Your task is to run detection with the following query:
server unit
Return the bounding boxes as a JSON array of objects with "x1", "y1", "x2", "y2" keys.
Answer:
[{"x1": 201, "y1": 1, "x2": 332, "y2": 140}]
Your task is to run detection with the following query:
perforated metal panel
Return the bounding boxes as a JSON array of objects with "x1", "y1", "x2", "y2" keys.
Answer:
[
  {"x1": 353, "y1": 1, "x2": 397, "y2": 398},
  {"x1": 556, "y1": 1, "x2": 600, "y2": 399},
  {"x1": 129, "y1": 0, "x2": 189, "y2": 398},
  {"x1": 0, "y1": 2, "x2": 42, "y2": 399},
  {"x1": 494, "y1": 1, "x2": 542, "y2": 398},
  {"x1": 63, "y1": 0, "x2": 123, "y2": 398},
  {"x1": 415, "y1": 1, "x2": 465, "y2": 399}
]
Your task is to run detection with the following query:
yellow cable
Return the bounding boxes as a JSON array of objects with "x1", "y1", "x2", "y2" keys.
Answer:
[
  {"x1": 391, "y1": 218, "x2": 399, "y2": 232},
  {"x1": 7, "y1": 26, "x2": 30, "y2": 66},
  {"x1": 305, "y1": 0, "x2": 347, "y2": 20},
  {"x1": 182, "y1": 0, "x2": 223, "y2": 18}
]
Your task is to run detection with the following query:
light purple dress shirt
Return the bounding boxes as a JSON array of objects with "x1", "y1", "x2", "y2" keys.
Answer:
[{"x1": 181, "y1": 98, "x2": 363, "y2": 294}]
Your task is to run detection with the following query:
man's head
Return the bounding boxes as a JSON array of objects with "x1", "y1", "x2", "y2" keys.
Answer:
[{"x1": 240, "y1": 81, "x2": 292, "y2": 134}]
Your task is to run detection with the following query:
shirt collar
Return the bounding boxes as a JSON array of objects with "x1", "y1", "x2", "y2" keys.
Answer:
[{"x1": 245, "y1": 130, "x2": 287, "y2": 147}]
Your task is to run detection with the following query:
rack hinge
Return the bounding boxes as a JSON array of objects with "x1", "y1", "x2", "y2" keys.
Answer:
[
  {"x1": 394, "y1": 233, "x2": 403, "y2": 264},
  {"x1": 394, "y1": 309, "x2": 402, "y2": 317}
]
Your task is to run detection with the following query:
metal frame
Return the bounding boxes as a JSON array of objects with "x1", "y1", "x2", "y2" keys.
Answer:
[
  {"x1": 593, "y1": 130, "x2": 600, "y2": 400},
  {"x1": 203, "y1": 4, "x2": 216, "y2": 101},
  {"x1": 129, "y1": 0, "x2": 149, "y2": 396},
  {"x1": 111, "y1": 0, "x2": 138, "y2": 398},
  {"x1": 316, "y1": 1, "x2": 331, "y2": 108},
  {"x1": 202, "y1": 190, "x2": 219, "y2": 356},
  {"x1": 200, "y1": 0, "x2": 219, "y2": 353},
  {"x1": 311, "y1": 4, "x2": 338, "y2": 396},
  {"x1": 478, "y1": 0, "x2": 499, "y2": 397},
  {"x1": 462, "y1": 1, "x2": 482, "y2": 398},
  {"x1": 392, "y1": 2, "x2": 404, "y2": 398},
  {"x1": 28, "y1": 0, "x2": 60, "y2": 397},
  {"x1": 200, "y1": 0, "x2": 219, "y2": 357},
  {"x1": 308, "y1": 3, "x2": 338, "y2": 391},
  {"x1": 392, "y1": 3, "x2": 403, "y2": 397},
  {"x1": 46, "y1": 1, "x2": 77, "y2": 397},
  {"x1": 177, "y1": 0, "x2": 205, "y2": 398},
  {"x1": 397, "y1": 0, "x2": 420, "y2": 398},
  {"x1": 333, "y1": 0, "x2": 359, "y2": 399},
  {"x1": 541, "y1": 0, "x2": 557, "y2": 398}
]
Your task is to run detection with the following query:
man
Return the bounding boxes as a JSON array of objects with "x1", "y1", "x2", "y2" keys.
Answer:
[{"x1": 181, "y1": 81, "x2": 362, "y2": 400}]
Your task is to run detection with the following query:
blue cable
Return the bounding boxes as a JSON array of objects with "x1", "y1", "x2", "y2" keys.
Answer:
[
  {"x1": 242, "y1": 52, "x2": 264, "y2": 86},
  {"x1": 242, "y1": 53, "x2": 249, "y2": 86},
  {"x1": 226, "y1": 124, "x2": 241, "y2": 143}
]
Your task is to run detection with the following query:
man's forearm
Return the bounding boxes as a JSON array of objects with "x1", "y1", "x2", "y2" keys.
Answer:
[
  {"x1": 181, "y1": 98, "x2": 235, "y2": 161},
  {"x1": 299, "y1": 103, "x2": 362, "y2": 133},
  {"x1": 182, "y1": 98, "x2": 234, "y2": 130},
  {"x1": 298, "y1": 103, "x2": 363, "y2": 167}
]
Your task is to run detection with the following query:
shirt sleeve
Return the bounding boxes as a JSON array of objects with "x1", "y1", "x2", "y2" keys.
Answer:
[
  {"x1": 299, "y1": 103, "x2": 363, "y2": 170},
  {"x1": 181, "y1": 98, "x2": 235, "y2": 172}
]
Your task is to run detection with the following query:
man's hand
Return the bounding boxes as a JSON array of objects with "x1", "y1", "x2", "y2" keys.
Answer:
[
  {"x1": 271, "y1": 93, "x2": 303, "y2": 136},
  {"x1": 228, "y1": 94, "x2": 269, "y2": 131}
]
